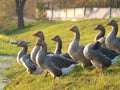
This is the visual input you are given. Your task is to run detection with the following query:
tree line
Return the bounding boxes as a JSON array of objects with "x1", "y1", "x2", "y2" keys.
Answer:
[
  {"x1": 0, "y1": 0, "x2": 120, "y2": 29},
  {"x1": 47, "y1": 0, "x2": 120, "y2": 9}
]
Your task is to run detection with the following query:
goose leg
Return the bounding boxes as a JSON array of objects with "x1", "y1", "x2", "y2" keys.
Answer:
[
  {"x1": 54, "y1": 75, "x2": 56, "y2": 80},
  {"x1": 95, "y1": 68, "x2": 103, "y2": 73},
  {"x1": 44, "y1": 71, "x2": 48, "y2": 77},
  {"x1": 95, "y1": 68, "x2": 99, "y2": 73},
  {"x1": 27, "y1": 69, "x2": 32, "y2": 75}
]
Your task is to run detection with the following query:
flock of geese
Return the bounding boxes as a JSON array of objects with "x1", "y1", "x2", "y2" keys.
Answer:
[{"x1": 9, "y1": 19, "x2": 120, "y2": 79}]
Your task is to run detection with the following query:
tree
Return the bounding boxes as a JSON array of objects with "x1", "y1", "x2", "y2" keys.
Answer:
[
  {"x1": 75, "y1": 0, "x2": 86, "y2": 7},
  {"x1": 15, "y1": 0, "x2": 26, "y2": 29}
]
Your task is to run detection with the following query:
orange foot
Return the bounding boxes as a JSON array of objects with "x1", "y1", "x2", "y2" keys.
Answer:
[
  {"x1": 95, "y1": 68, "x2": 103, "y2": 73},
  {"x1": 44, "y1": 72, "x2": 48, "y2": 77}
]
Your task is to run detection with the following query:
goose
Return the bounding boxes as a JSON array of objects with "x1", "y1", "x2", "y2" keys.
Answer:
[
  {"x1": 31, "y1": 31, "x2": 44, "y2": 64},
  {"x1": 36, "y1": 39, "x2": 78, "y2": 79},
  {"x1": 94, "y1": 24, "x2": 119, "y2": 59},
  {"x1": 106, "y1": 20, "x2": 120, "y2": 53},
  {"x1": 33, "y1": 31, "x2": 53, "y2": 55},
  {"x1": 68, "y1": 26, "x2": 92, "y2": 68},
  {"x1": 51, "y1": 35, "x2": 72, "y2": 59},
  {"x1": 83, "y1": 41, "x2": 119, "y2": 73},
  {"x1": 33, "y1": 31, "x2": 54, "y2": 77},
  {"x1": 10, "y1": 40, "x2": 43, "y2": 75}
]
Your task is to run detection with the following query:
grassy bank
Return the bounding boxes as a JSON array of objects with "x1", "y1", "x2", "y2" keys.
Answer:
[{"x1": 1, "y1": 17, "x2": 120, "y2": 90}]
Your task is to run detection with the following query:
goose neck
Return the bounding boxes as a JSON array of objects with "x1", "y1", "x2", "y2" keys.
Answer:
[
  {"x1": 55, "y1": 40, "x2": 62, "y2": 55},
  {"x1": 36, "y1": 46, "x2": 46, "y2": 67},
  {"x1": 17, "y1": 46, "x2": 28, "y2": 63},
  {"x1": 100, "y1": 28, "x2": 105, "y2": 37},
  {"x1": 112, "y1": 24, "x2": 118, "y2": 35},
  {"x1": 41, "y1": 36, "x2": 45, "y2": 41},
  {"x1": 96, "y1": 28, "x2": 105, "y2": 40},
  {"x1": 74, "y1": 31, "x2": 80, "y2": 42}
]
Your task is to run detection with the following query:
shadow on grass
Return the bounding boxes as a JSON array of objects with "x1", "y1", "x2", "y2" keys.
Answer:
[
  {"x1": 6, "y1": 68, "x2": 25, "y2": 79},
  {"x1": 73, "y1": 65, "x2": 83, "y2": 73},
  {"x1": 2, "y1": 25, "x2": 33, "y2": 36},
  {"x1": 1, "y1": 19, "x2": 65, "y2": 36},
  {"x1": 104, "y1": 66, "x2": 120, "y2": 75}
]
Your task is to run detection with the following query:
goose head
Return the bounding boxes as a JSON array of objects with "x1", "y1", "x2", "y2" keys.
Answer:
[
  {"x1": 94, "y1": 24, "x2": 105, "y2": 31},
  {"x1": 33, "y1": 31, "x2": 44, "y2": 40},
  {"x1": 51, "y1": 35, "x2": 61, "y2": 42},
  {"x1": 92, "y1": 41, "x2": 101, "y2": 50},
  {"x1": 107, "y1": 20, "x2": 117, "y2": 27},
  {"x1": 69, "y1": 26, "x2": 79, "y2": 32},
  {"x1": 17, "y1": 41, "x2": 30, "y2": 47}
]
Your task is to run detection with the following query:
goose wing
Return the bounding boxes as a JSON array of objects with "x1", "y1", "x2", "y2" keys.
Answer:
[
  {"x1": 60, "y1": 53, "x2": 72, "y2": 59},
  {"x1": 99, "y1": 46, "x2": 119, "y2": 59},
  {"x1": 47, "y1": 55, "x2": 77, "y2": 68},
  {"x1": 21, "y1": 54, "x2": 36, "y2": 71},
  {"x1": 45, "y1": 61, "x2": 62, "y2": 77},
  {"x1": 114, "y1": 38, "x2": 120, "y2": 48}
]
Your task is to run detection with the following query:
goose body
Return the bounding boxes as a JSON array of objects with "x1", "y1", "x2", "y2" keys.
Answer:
[
  {"x1": 98, "y1": 46, "x2": 119, "y2": 59},
  {"x1": 83, "y1": 41, "x2": 119, "y2": 72},
  {"x1": 10, "y1": 40, "x2": 43, "y2": 75},
  {"x1": 94, "y1": 24, "x2": 119, "y2": 59},
  {"x1": 105, "y1": 20, "x2": 120, "y2": 53},
  {"x1": 31, "y1": 45, "x2": 40, "y2": 64},
  {"x1": 36, "y1": 39, "x2": 77, "y2": 79},
  {"x1": 68, "y1": 26, "x2": 92, "y2": 68},
  {"x1": 17, "y1": 43, "x2": 27, "y2": 65}
]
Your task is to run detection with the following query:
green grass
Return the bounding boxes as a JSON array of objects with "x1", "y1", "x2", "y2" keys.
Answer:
[
  {"x1": 0, "y1": 59, "x2": 8, "y2": 63},
  {"x1": 1, "y1": 17, "x2": 120, "y2": 90}
]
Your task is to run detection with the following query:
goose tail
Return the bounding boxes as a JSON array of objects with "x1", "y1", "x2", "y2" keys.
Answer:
[
  {"x1": 111, "y1": 55, "x2": 120, "y2": 65},
  {"x1": 32, "y1": 66, "x2": 43, "y2": 75},
  {"x1": 61, "y1": 64, "x2": 76, "y2": 76}
]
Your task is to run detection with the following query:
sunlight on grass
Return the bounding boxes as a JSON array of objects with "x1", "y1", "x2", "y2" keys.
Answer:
[{"x1": 1, "y1": 18, "x2": 120, "y2": 90}]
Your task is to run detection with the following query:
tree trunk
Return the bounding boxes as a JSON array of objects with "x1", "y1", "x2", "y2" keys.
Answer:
[
  {"x1": 15, "y1": 0, "x2": 26, "y2": 29},
  {"x1": 109, "y1": 7, "x2": 112, "y2": 18}
]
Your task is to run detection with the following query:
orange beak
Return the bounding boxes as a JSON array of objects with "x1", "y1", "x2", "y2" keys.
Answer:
[
  {"x1": 107, "y1": 22, "x2": 112, "y2": 26},
  {"x1": 94, "y1": 27, "x2": 99, "y2": 30},
  {"x1": 69, "y1": 28, "x2": 73, "y2": 32},
  {"x1": 17, "y1": 44, "x2": 21, "y2": 47},
  {"x1": 33, "y1": 33, "x2": 38, "y2": 36},
  {"x1": 51, "y1": 38, "x2": 55, "y2": 41}
]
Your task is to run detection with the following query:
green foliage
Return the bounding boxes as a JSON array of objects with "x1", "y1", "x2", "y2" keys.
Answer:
[
  {"x1": 75, "y1": 0, "x2": 120, "y2": 8},
  {"x1": 1, "y1": 18, "x2": 120, "y2": 90}
]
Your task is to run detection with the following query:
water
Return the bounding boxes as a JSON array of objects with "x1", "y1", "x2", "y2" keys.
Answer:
[
  {"x1": 0, "y1": 55, "x2": 15, "y2": 60},
  {"x1": 0, "y1": 56, "x2": 15, "y2": 90},
  {"x1": 0, "y1": 75, "x2": 7, "y2": 90}
]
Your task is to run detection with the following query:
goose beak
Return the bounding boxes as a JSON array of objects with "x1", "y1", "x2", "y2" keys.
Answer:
[
  {"x1": 94, "y1": 27, "x2": 98, "y2": 30},
  {"x1": 107, "y1": 22, "x2": 112, "y2": 26},
  {"x1": 51, "y1": 38, "x2": 55, "y2": 41},
  {"x1": 17, "y1": 44, "x2": 21, "y2": 47},
  {"x1": 33, "y1": 33, "x2": 38, "y2": 36},
  {"x1": 69, "y1": 28, "x2": 73, "y2": 31}
]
